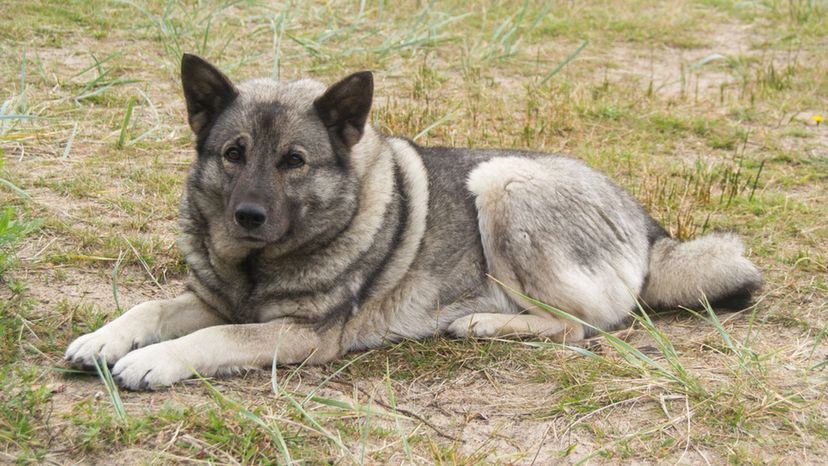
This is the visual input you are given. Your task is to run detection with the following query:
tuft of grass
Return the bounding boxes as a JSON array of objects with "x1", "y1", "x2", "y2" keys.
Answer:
[
  {"x1": 71, "y1": 52, "x2": 140, "y2": 103},
  {"x1": 473, "y1": 0, "x2": 554, "y2": 63},
  {"x1": 500, "y1": 279, "x2": 820, "y2": 464},
  {"x1": 200, "y1": 371, "x2": 293, "y2": 465},
  {"x1": 498, "y1": 279, "x2": 706, "y2": 397},
  {"x1": 0, "y1": 367, "x2": 53, "y2": 462},
  {"x1": 0, "y1": 162, "x2": 41, "y2": 278}
]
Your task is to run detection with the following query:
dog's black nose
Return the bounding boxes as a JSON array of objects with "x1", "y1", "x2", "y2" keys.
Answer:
[{"x1": 235, "y1": 203, "x2": 267, "y2": 230}]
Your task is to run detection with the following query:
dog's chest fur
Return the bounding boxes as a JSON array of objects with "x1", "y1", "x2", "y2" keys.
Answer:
[{"x1": 183, "y1": 140, "x2": 502, "y2": 333}]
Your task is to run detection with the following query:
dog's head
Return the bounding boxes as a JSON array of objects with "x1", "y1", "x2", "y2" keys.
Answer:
[{"x1": 180, "y1": 54, "x2": 373, "y2": 255}]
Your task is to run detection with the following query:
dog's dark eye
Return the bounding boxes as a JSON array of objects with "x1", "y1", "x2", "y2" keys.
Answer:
[
  {"x1": 224, "y1": 147, "x2": 244, "y2": 163},
  {"x1": 284, "y1": 152, "x2": 305, "y2": 169}
]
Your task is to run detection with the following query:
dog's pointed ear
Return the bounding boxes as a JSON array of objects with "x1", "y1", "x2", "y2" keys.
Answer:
[
  {"x1": 314, "y1": 71, "x2": 373, "y2": 149},
  {"x1": 181, "y1": 54, "x2": 238, "y2": 135}
]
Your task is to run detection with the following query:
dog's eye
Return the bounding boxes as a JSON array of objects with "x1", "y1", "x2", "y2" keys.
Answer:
[
  {"x1": 284, "y1": 152, "x2": 305, "y2": 169},
  {"x1": 224, "y1": 147, "x2": 244, "y2": 163}
]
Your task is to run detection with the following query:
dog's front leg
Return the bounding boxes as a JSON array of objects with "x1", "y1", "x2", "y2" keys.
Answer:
[
  {"x1": 110, "y1": 319, "x2": 334, "y2": 390},
  {"x1": 65, "y1": 292, "x2": 226, "y2": 368}
]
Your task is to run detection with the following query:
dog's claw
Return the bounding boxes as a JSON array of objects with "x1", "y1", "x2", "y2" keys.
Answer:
[
  {"x1": 138, "y1": 369, "x2": 153, "y2": 391},
  {"x1": 110, "y1": 343, "x2": 191, "y2": 390}
]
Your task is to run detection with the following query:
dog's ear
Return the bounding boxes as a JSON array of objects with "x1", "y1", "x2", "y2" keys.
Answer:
[
  {"x1": 181, "y1": 54, "x2": 238, "y2": 135},
  {"x1": 314, "y1": 71, "x2": 373, "y2": 149}
]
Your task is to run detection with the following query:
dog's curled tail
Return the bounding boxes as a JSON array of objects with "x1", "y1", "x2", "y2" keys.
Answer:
[{"x1": 640, "y1": 233, "x2": 762, "y2": 310}]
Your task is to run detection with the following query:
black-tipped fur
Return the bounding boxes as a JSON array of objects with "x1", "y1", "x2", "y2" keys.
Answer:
[
  {"x1": 640, "y1": 234, "x2": 763, "y2": 311},
  {"x1": 708, "y1": 278, "x2": 762, "y2": 310},
  {"x1": 313, "y1": 71, "x2": 373, "y2": 149},
  {"x1": 181, "y1": 53, "x2": 238, "y2": 135}
]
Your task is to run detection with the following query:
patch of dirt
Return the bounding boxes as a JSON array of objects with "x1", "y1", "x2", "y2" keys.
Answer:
[
  {"x1": 13, "y1": 264, "x2": 177, "y2": 317},
  {"x1": 601, "y1": 22, "x2": 767, "y2": 100}
]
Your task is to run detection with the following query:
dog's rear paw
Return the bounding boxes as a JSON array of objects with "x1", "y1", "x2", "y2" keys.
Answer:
[
  {"x1": 447, "y1": 314, "x2": 500, "y2": 338},
  {"x1": 112, "y1": 343, "x2": 193, "y2": 390}
]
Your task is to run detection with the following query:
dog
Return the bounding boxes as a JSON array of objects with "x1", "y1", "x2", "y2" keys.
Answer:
[{"x1": 65, "y1": 54, "x2": 762, "y2": 390}]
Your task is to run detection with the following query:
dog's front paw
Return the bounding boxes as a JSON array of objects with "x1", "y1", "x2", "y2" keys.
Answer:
[
  {"x1": 65, "y1": 326, "x2": 147, "y2": 368},
  {"x1": 112, "y1": 343, "x2": 193, "y2": 390}
]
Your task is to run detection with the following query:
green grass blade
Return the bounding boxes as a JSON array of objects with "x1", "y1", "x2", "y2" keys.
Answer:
[
  {"x1": 301, "y1": 393, "x2": 407, "y2": 419},
  {"x1": 540, "y1": 40, "x2": 588, "y2": 85},
  {"x1": 61, "y1": 122, "x2": 78, "y2": 160},
  {"x1": 301, "y1": 351, "x2": 372, "y2": 405},
  {"x1": 520, "y1": 340, "x2": 605, "y2": 360},
  {"x1": 413, "y1": 109, "x2": 457, "y2": 141},
  {"x1": 112, "y1": 250, "x2": 125, "y2": 312},
  {"x1": 92, "y1": 356, "x2": 127, "y2": 422},
  {"x1": 0, "y1": 178, "x2": 32, "y2": 200},
  {"x1": 71, "y1": 52, "x2": 123, "y2": 79},
  {"x1": 117, "y1": 96, "x2": 137, "y2": 148}
]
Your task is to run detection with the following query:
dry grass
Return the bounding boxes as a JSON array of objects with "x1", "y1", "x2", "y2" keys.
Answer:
[{"x1": 0, "y1": 0, "x2": 826, "y2": 464}]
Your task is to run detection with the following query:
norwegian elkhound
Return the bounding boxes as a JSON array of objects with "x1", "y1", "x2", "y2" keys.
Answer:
[{"x1": 66, "y1": 54, "x2": 762, "y2": 390}]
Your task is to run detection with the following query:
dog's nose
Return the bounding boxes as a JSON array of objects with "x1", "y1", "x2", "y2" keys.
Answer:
[{"x1": 234, "y1": 203, "x2": 267, "y2": 230}]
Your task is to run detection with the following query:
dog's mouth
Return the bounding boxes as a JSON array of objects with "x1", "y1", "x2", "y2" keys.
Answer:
[
  {"x1": 236, "y1": 235, "x2": 269, "y2": 247},
  {"x1": 235, "y1": 231, "x2": 292, "y2": 247},
  {"x1": 224, "y1": 215, "x2": 292, "y2": 249}
]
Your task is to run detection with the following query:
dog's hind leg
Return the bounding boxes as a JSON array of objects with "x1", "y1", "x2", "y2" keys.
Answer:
[
  {"x1": 448, "y1": 312, "x2": 585, "y2": 341},
  {"x1": 448, "y1": 157, "x2": 650, "y2": 342},
  {"x1": 443, "y1": 288, "x2": 585, "y2": 342}
]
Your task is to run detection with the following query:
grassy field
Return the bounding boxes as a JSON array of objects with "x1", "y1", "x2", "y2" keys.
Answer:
[{"x1": 1, "y1": 0, "x2": 826, "y2": 463}]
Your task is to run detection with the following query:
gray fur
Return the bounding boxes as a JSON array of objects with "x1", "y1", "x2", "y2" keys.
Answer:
[
  {"x1": 65, "y1": 55, "x2": 762, "y2": 389},
  {"x1": 641, "y1": 234, "x2": 762, "y2": 309}
]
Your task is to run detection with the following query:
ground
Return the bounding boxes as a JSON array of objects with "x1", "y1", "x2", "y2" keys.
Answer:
[{"x1": 0, "y1": 0, "x2": 826, "y2": 464}]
